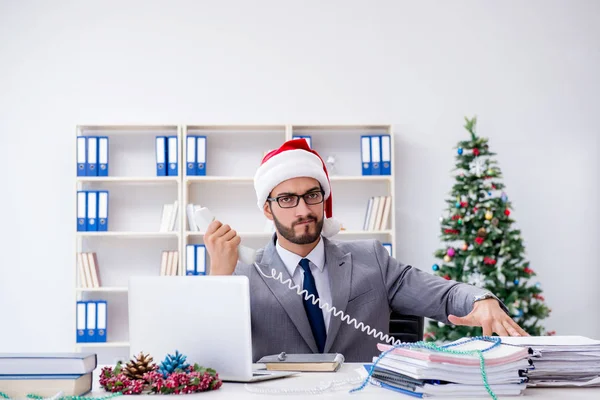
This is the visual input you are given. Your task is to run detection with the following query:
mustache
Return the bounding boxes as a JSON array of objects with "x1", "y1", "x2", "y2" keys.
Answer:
[{"x1": 293, "y1": 216, "x2": 317, "y2": 226}]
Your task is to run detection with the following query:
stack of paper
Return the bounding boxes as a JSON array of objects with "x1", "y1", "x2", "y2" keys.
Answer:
[
  {"x1": 501, "y1": 335, "x2": 600, "y2": 387},
  {"x1": 360, "y1": 338, "x2": 532, "y2": 397}
]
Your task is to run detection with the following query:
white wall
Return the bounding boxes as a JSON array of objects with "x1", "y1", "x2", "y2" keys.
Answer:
[{"x1": 1, "y1": 0, "x2": 599, "y2": 352}]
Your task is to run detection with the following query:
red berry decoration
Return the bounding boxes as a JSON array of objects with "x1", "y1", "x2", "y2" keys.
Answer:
[
  {"x1": 99, "y1": 352, "x2": 223, "y2": 395},
  {"x1": 504, "y1": 209, "x2": 511, "y2": 216},
  {"x1": 473, "y1": 148, "x2": 480, "y2": 156},
  {"x1": 443, "y1": 275, "x2": 451, "y2": 280},
  {"x1": 475, "y1": 237, "x2": 484, "y2": 245}
]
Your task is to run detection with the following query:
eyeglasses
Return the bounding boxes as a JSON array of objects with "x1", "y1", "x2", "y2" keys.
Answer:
[{"x1": 267, "y1": 190, "x2": 325, "y2": 208}]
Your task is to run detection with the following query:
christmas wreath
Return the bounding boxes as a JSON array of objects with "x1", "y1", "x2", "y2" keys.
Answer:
[{"x1": 99, "y1": 351, "x2": 222, "y2": 395}]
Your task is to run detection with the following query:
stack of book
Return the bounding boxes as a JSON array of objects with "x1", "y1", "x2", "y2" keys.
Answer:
[
  {"x1": 0, "y1": 353, "x2": 96, "y2": 397},
  {"x1": 363, "y1": 195, "x2": 391, "y2": 231},
  {"x1": 77, "y1": 252, "x2": 101, "y2": 288},
  {"x1": 501, "y1": 335, "x2": 600, "y2": 387},
  {"x1": 360, "y1": 338, "x2": 532, "y2": 397},
  {"x1": 159, "y1": 201, "x2": 179, "y2": 232}
]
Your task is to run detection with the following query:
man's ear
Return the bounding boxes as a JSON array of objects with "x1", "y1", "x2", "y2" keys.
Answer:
[{"x1": 263, "y1": 201, "x2": 274, "y2": 221}]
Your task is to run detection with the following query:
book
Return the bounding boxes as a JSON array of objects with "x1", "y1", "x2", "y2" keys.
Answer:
[
  {"x1": 257, "y1": 353, "x2": 344, "y2": 372},
  {"x1": 0, "y1": 373, "x2": 92, "y2": 397},
  {"x1": 0, "y1": 353, "x2": 96, "y2": 375}
]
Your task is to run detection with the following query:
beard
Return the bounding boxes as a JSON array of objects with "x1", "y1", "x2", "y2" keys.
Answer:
[{"x1": 273, "y1": 213, "x2": 323, "y2": 245}]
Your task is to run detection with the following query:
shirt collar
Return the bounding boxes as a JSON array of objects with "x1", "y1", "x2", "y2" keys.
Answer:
[{"x1": 276, "y1": 236, "x2": 325, "y2": 277}]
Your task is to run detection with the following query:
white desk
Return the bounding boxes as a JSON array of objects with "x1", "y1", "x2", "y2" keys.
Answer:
[{"x1": 89, "y1": 363, "x2": 600, "y2": 399}]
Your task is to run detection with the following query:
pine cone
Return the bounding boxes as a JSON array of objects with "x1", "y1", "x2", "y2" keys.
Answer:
[
  {"x1": 123, "y1": 352, "x2": 157, "y2": 380},
  {"x1": 159, "y1": 350, "x2": 190, "y2": 377}
]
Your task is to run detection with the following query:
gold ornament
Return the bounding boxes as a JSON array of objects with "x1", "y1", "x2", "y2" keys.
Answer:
[
  {"x1": 443, "y1": 255, "x2": 451, "y2": 263},
  {"x1": 123, "y1": 352, "x2": 157, "y2": 380},
  {"x1": 477, "y1": 227, "x2": 487, "y2": 237},
  {"x1": 461, "y1": 242, "x2": 468, "y2": 251},
  {"x1": 485, "y1": 211, "x2": 493, "y2": 220}
]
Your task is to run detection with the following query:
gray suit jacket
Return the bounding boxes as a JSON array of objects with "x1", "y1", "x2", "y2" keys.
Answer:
[{"x1": 234, "y1": 235, "x2": 496, "y2": 362}]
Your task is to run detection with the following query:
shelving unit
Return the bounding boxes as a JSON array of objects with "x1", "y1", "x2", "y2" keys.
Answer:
[
  {"x1": 74, "y1": 125, "x2": 182, "y2": 364},
  {"x1": 74, "y1": 124, "x2": 395, "y2": 364}
]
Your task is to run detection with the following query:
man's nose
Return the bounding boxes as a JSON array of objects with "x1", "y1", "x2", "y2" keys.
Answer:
[{"x1": 295, "y1": 197, "x2": 312, "y2": 216}]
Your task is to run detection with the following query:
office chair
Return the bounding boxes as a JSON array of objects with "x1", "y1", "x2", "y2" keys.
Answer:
[{"x1": 389, "y1": 312, "x2": 424, "y2": 343}]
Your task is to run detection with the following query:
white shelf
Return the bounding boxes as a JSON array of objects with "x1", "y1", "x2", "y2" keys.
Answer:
[
  {"x1": 186, "y1": 176, "x2": 254, "y2": 183},
  {"x1": 77, "y1": 177, "x2": 179, "y2": 183},
  {"x1": 76, "y1": 287, "x2": 128, "y2": 293},
  {"x1": 75, "y1": 341, "x2": 130, "y2": 348},
  {"x1": 76, "y1": 232, "x2": 178, "y2": 238},
  {"x1": 186, "y1": 175, "x2": 391, "y2": 184},
  {"x1": 338, "y1": 230, "x2": 393, "y2": 235},
  {"x1": 186, "y1": 230, "x2": 392, "y2": 238},
  {"x1": 187, "y1": 231, "x2": 270, "y2": 238},
  {"x1": 330, "y1": 176, "x2": 392, "y2": 182},
  {"x1": 78, "y1": 125, "x2": 177, "y2": 134}
]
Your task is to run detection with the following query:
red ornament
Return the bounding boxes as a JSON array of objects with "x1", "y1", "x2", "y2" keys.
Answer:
[
  {"x1": 473, "y1": 148, "x2": 480, "y2": 156},
  {"x1": 547, "y1": 330, "x2": 556, "y2": 336},
  {"x1": 534, "y1": 294, "x2": 545, "y2": 301},
  {"x1": 473, "y1": 207, "x2": 478, "y2": 213},
  {"x1": 424, "y1": 332, "x2": 435, "y2": 340},
  {"x1": 492, "y1": 184, "x2": 497, "y2": 189},
  {"x1": 460, "y1": 201, "x2": 468, "y2": 208},
  {"x1": 475, "y1": 237, "x2": 484, "y2": 245},
  {"x1": 443, "y1": 275, "x2": 450, "y2": 280},
  {"x1": 524, "y1": 267, "x2": 533, "y2": 274},
  {"x1": 444, "y1": 229, "x2": 459, "y2": 234},
  {"x1": 504, "y1": 209, "x2": 511, "y2": 216},
  {"x1": 452, "y1": 215, "x2": 461, "y2": 220},
  {"x1": 483, "y1": 257, "x2": 497, "y2": 265}
]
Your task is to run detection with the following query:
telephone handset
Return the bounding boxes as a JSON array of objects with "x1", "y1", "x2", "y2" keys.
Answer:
[{"x1": 193, "y1": 207, "x2": 258, "y2": 265}]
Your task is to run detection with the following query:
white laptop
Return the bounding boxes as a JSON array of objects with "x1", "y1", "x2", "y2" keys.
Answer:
[{"x1": 128, "y1": 275, "x2": 296, "y2": 382}]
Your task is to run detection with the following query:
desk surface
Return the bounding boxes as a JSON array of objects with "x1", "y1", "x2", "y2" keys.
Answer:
[{"x1": 90, "y1": 363, "x2": 600, "y2": 399}]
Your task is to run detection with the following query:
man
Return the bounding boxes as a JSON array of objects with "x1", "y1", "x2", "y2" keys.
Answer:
[{"x1": 204, "y1": 139, "x2": 528, "y2": 362}]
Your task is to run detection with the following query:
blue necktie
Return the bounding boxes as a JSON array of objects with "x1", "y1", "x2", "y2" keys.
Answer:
[{"x1": 299, "y1": 258, "x2": 327, "y2": 353}]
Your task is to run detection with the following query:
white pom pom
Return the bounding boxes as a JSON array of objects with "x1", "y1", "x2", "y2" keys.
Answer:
[{"x1": 321, "y1": 218, "x2": 341, "y2": 238}]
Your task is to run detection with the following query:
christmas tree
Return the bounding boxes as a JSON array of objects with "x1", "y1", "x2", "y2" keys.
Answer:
[{"x1": 425, "y1": 116, "x2": 552, "y2": 342}]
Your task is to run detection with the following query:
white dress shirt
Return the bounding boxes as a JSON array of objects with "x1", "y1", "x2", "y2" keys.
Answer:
[{"x1": 275, "y1": 236, "x2": 332, "y2": 333}]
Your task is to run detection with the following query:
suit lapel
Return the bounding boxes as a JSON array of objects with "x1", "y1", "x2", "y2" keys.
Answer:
[
  {"x1": 323, "y1": 238, "x2": 352, "y2": 353},
  {"x1": 255, "y1": 236, "x2": 318, "y2": 353}
]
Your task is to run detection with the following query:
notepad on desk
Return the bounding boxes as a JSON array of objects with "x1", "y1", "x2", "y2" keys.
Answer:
[{"x1": 257, "y1": 353, "x2": 344, "y2": 372}]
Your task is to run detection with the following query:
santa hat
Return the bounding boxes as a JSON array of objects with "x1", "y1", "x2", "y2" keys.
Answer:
[{"x1": 254, "y1": 139, "x2": 341, "y2": 237}]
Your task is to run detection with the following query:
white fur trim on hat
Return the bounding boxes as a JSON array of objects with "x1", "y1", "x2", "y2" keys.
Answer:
[
  {"x1": 322, "y1": 218, "x2": 341, "y2": 238},
  {"x1": 254, "y1": 149, "x2": 331, "y2": 210}
]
